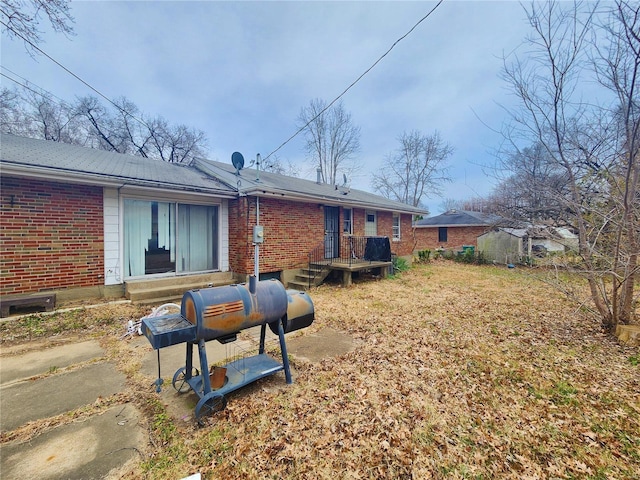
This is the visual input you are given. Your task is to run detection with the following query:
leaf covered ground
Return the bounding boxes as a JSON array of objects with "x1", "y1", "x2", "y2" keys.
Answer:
[
  {"x1": 3, "y1": 262, "x2": 639, "y2": 479},
  {"x1": 136, "y1": 263, "x2": 639, "y2": 479}
]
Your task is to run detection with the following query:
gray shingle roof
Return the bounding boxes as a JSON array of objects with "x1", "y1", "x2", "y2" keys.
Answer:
[
  {"x1": 0, "y1": 134, "x2": 235, "y2": 196},
  {"x1": 193, "y1": 158, "x2": 427, "y2": 215},
  {"x1": 0, "y1": 134, "x2": 429, "y2": 215},
  {"x1": 414, "y1": 209, "x2": 506, "y2": 227}
]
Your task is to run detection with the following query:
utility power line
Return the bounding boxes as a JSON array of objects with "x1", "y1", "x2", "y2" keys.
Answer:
[
  {"x1": 1, "y1": 66, "x2": 71, "y2": 106},
  {"x1": 263, "y1": 0, "x2": 445, "y2": 161},
  {"x1": 0, "y1": 18, "x2": 150, "y2": 130},
  {"x1": 2, "y1": 1, "x2": 445, "y2": 162}
]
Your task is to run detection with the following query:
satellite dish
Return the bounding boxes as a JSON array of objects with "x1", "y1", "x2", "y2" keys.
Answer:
[{"x1": 231, "y1": 152, "x2": 245, "y2": 173}]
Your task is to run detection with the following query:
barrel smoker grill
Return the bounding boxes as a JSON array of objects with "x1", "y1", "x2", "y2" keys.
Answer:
[{"x1": 142, "y1": 277, "x2": 314, "y2": 423}]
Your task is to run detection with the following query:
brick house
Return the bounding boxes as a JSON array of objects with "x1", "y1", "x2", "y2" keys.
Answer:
[
  {"x1": 413, "y1": 209, "x2": 506, "y2": 252},
  {"x1": 1, "y1": 134, "x2": 425, "y2": 308}
]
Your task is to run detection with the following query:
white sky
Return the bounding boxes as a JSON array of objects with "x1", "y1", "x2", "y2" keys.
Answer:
[{"x1": 1, "y1": 0, "x2": 533, "y2": 215}]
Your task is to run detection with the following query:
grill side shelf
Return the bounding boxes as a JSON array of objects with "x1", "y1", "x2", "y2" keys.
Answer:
[{"x1": 142, "y1": 313, "x2": 197, "y2": 349}]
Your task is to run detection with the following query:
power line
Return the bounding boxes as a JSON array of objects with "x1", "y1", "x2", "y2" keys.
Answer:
[
  {"x1": 0, "y1": 18, "x2": 150, "y2": 130},
  {"x1": 1, "y1": 71, "x2": 48, "y2": 99},
  {"x1": 264, "y1": 0, "x2": 445, "y2": 161},
  {"x1": 1, "y1": 66, "x2": 71, "y2": 106},
  {"x1": 2, "y1": 2, "x2": 445, "y2": 161}
]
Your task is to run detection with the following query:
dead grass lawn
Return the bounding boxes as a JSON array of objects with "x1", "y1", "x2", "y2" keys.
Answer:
[
  {"x1": 3, "y1": 262, "x2": 639, "y2": 479},
  {"x1": 134, "y1": 262, "x2": 639, "y2": 479}
]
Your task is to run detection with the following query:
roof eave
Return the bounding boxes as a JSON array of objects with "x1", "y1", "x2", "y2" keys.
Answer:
[
  {"x1": 194, "y1": 158, "x2": 426, "y2": 215},
  {"x1": 1, "y1": 162, "x2": 237, "y2": 198},
  {"x1": 243, "y1": 186, "x2": 425, "y2": 215},
  {"x1": 414, "y1": 223, "x2": 491, "y2": 228}
]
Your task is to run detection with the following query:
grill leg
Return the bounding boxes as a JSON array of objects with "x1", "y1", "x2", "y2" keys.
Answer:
[
  {"x1": 185, "y1": 342, "x2": 194, "y2": 380},
  {"x1": 277, "y1": 319, "x2": 292, "y2": 384},
  {"x1": 197, "y1": 339, "x2": 212, "y2": 395},
  {"x1": 259, "y1": 323, "x2": 267, "y2": 354}
]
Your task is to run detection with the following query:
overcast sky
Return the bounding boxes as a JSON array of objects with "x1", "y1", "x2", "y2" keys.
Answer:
[{"x1": 1, "y1": 0, "x2": 534, "y2": 215}]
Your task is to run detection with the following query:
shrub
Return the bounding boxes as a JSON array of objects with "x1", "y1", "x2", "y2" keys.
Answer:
[
  {"x1": 392, "y1": 256, "x2": 410, "y2": 273},
  {"x1": 417, "y1": 249, "x2": 431, "y2": 263}
]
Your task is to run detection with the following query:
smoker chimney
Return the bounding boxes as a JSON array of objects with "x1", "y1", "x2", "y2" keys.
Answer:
[{"x1": 316, "y1": 168, "x2": 322, "y2": 184}]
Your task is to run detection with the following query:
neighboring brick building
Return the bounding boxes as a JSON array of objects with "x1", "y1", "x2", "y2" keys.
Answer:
[
  {"x1": 413, "y1": 210, "x2": 506, "y2": 252},
  {"x1": 1, "y1": 134, "x2": 426, "y2": 307}
]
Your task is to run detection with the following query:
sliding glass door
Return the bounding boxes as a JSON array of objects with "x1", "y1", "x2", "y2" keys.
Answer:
[
  {"x1": 124, "y1": 199, "x2": 218, "y2": 278},
  {"x1": 176, "y1": 204, "x2": 218, "y2": 273}
]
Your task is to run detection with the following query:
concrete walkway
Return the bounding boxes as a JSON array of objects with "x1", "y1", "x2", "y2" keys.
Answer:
[
  {"x1": 0, "y1": 327, "x2": 353, "y2": 479},
  {"x1": 0, "y1": 340, "x2": 143, "y2": 480}
]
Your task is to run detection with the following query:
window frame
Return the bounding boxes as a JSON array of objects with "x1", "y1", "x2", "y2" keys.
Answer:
[
  {"x1": 343, "y1": 208, "x2": 353, "y2": 235},
  {"x1": 392, "y1": 213, "x2": 401, "y2": 241},
  {"x1": 438, "y1": 226, "x2": 448, "y2": 243}
]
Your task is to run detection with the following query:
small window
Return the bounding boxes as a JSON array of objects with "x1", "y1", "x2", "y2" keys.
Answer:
[
  {"x1": 438, "y1": 227, "x2": 448, "y2": 243},
  {"x1": 392, "y1": 214, "x2": 401, "y2": 240},
  {"x1": 343, "y1": 208, "x2": 352, "y2": 234}
]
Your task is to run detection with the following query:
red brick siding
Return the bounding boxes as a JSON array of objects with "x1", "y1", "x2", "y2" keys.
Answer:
[
  {"x1": 373, "y1": 211, "x2": 415, "y2": 256},
  {"x1": 413, "y1": 225, "x2": 489, "y2": 251},
  {"x1": 352, "y1": 208, "x2": 366, "y2": 236},
  {"x1": 341, "y1": 208, "x2": 415, "y2": 258},
  {"x1": 228, "y1": 197, "x2": 250, "y2": 274},
  {"x1": 1, "y1": 177, "x2": 104, "y2": 295},
  {"x1": 228, "y1": 199, "x2": 414, "y2": 274},
  {"x1": 397, "y1": 215, "x2": 416, "y2": 256},
  {"x1": 228, "y1": 197, "x2": 324, "y2": 275}
]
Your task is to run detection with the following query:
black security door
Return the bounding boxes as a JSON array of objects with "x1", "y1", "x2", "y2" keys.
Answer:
[{"x1": 324, "y1": 206, "x2": 340, "y2": 258}]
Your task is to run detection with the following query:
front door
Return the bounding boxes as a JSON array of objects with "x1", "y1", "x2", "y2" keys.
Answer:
[{"x1": 324, "y1": 206, "x2": 340, "y2": 258}]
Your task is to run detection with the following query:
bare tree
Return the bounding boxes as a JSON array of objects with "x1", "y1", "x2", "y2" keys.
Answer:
[
  {"x1": 1, "y1": 86, "x2": 85, "y2": 143},
  {"x1": 591, "y1": 0, "x2": 640, "y2": 328},
  {"x1": 439, "y1": 198, "x2": 462, "y2": 213},
  {"x1": 23, "y1": 91, "x2": 82, "y2": 143},
  {"x1": 459, "y1": 197, "x2": 492, "y2": 213},
  {"x1": 371, "y1": 130, "x2": 452, "y2": 208},
  {"x1": 73, "y1": 95, "x2": 208, "y2": 163},
  {"x1": 147, "y1": 117, "x2": 207, "y2": 163},
  {"x1": 0, "y1": 87, "x2": 28, "y2": 135},
  {"x1": 501, "y1": 0, "x2": 639, "y2": 330},
  {"x1": 260, "y1": 153, "x2": 299, "y2": 177},
  {"x1": 111, "y1": 96, "x2": 152, "y2": 157},
  {"x1": 3, "y1": 90, "x2": 210, "y2": 164},
  {"x1": 298, "y1": 98, "x2": 361, "y2": 186},
  {"x1": 75, "y1": 95, "x2": 130, "y2": 153},
  {"x1": 491, "y1": 142, "x2": 571, "y2": 222},
  {"x1": 0, "y1": 0, "x2": 74, "y2": 51}
]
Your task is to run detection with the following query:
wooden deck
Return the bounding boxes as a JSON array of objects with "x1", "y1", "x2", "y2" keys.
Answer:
[{"x1": 311, "y1": 259, "x2": 393, "y2": 286}]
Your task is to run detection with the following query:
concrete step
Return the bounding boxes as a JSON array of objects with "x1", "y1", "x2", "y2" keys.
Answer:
[
  {"x1": 287, "y1": 280, "x2": 310, "y2": 291},
  {"x1": 125, "y1": 272, "x2": 235, "y2": 303},
  {"x1": 301, "y1": 267, "x2": 323, "y2": 276}
]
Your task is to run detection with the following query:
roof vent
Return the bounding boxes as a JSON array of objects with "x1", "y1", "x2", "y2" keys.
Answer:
[{"x1": 316, "y1": 168, "x2": 322, "y2": 184}]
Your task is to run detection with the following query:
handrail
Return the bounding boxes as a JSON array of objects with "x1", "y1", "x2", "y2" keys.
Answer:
[{"x1": 307, "y1": 235, "x2": 391, "y2": 288}]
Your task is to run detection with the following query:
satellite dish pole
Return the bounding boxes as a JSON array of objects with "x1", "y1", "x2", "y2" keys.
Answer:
[
  {"x1": 232, "y1": 151, "x2": 261, "y2": 279},
  {"x1": 252, "y1": 154, "x2": 263, "y2": 278}
]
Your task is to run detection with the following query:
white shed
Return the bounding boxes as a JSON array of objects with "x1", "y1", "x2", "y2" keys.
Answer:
[{"x1": 478, "y1": 226, "x2": 578, "y2": 264}]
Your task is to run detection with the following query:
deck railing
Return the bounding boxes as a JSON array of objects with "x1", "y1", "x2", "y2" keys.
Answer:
[{"x1": 307, "y1": 235, "x2": 392, "y2": 288}]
